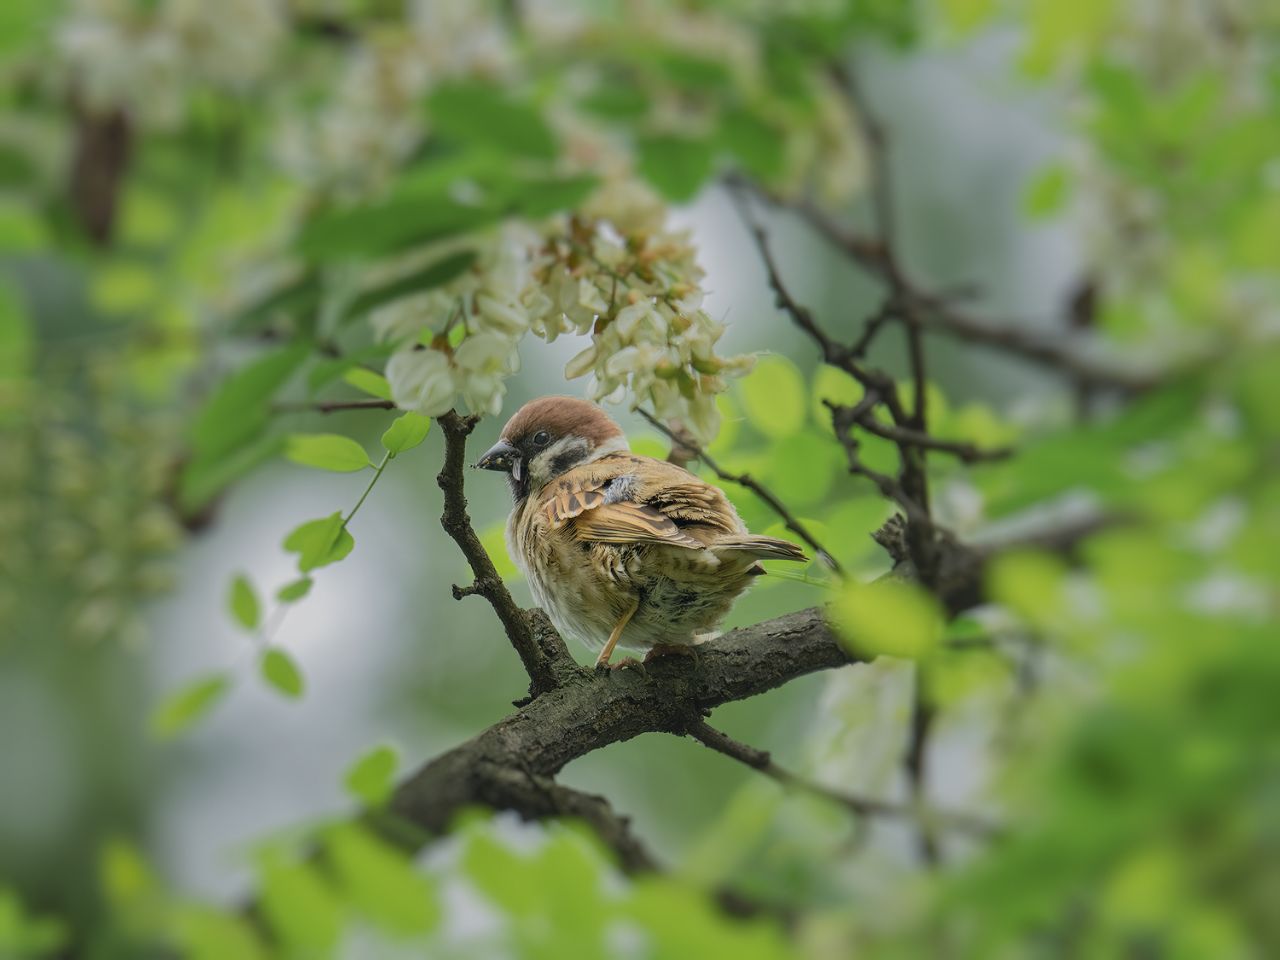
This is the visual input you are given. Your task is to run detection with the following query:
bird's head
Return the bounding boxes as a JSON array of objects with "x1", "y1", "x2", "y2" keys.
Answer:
[{"x1": 475, "y1": 396, "x2": 629, "y2": 500}]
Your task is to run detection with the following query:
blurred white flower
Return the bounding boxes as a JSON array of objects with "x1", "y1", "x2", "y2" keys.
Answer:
[{"x1": 387, "y1": 348, "x2": 456, "y2": 417}]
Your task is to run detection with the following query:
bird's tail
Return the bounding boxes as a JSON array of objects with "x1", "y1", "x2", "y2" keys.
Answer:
[{"x1": 714, "y1": 534, "x2": 807, "y2": 562}]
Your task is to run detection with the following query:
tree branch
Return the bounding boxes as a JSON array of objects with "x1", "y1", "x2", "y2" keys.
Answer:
[
  {"x1": 686, "y1": 721, "x2": 997, "y2": 837},
  {"x1": 274, "y1": 398, "x2": 396, "y2": 414},
  {"x1": 435, "y1": 410, "x2": 576, "y2": 698}
]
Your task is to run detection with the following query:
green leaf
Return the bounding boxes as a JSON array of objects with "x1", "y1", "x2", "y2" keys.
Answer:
[
  {"x1": 285, "y1": 433, "x2": 371, "y2": 472},
  {"x1": 1023, "y1": 164, "x2": 1072, "y2": 219},
  {"x1": 637, "y1": 134, "x2": 715, "y2": 202},
  {"x1": 228, "y1": 574, "x2": 260, "y2": 631},
  {"x1": 832, "y1": 580, "x2": 943, "y2": 660},
  {"x1": 229, "y1": 272, "x2": 320, "y2": 335},
  {"x1": 427, "y1": 81, "x2": 557, "y2": 160},
  {"x1": 257, "y1": 854, "x2": 342, "y2": 953},
  {"x1": 381, "y1": 412, "x2": 432, "y2": 457},
  {"x1": 342, "y1": 367, "x2": 392, "y2": 401},
  {"x1": 299, "y1": 193, "x2": 501, "y2": 260},
  {"x1": 740, "y1": 355, "x2": 806, "y2": 438},
  {"x1": 150, "y1": 674, "x2": 231, "y2": 739},
  {"x1": 276, "y1": 578, "x2": 313, "y2": 603},
  {"x1": 284, "y1": 512, "x2": 355, "y2": 572},
  {"x1": 341, "y1": 250, "x2": 477, "y2": 323},
  {"x1": 578, "y1": 85, "x2": 649, "y2": 120},
  {"x1": 173, "y1": 906, "x2": 268, "y2": 960},
  {"x1": 719, "y1": 108, "x2": 786, "y2": 181},
  {"x1": 0, "y1": 279, "x2": 32, "y2": 382},
  {"x1": 344, "y1": 744, "x2": 399, "y2": 808},
  {"x1": 179, "y1": 432, "x2": 284, "y2": 515},
  {"x1": 261, "y1": 649, "x2": 305, "y2": 699},
  {"x1": 497, "y1": 173, "x2": 600, "y2": 219},
  {"x1": 189, "y1": 344, "x2": 308, "y2": 464},
  {"x1": 324, "y1": 824, "x2": 439, "y2": 935}
]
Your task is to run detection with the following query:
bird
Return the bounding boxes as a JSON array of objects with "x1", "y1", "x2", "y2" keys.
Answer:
[{"x1": 475, "y1": 396, "x2": 807, "y2": 669}]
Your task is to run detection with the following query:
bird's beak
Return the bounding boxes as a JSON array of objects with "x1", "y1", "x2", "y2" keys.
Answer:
[{"x1": 475, "y1": 438, "x2": 519, "y2": 475}]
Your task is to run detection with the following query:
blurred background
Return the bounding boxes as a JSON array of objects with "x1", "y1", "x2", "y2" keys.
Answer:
[{"x1": 2, "y1": 1, "x2": 1277, "y2": 957}]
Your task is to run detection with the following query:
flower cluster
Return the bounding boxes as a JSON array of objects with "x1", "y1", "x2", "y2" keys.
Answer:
[
  {"x1": 56, "y1": 0, "x2": 285, "y2": 129},
  {"x1": 374, "y1": 179, "x2": 754, "y2": 439}
]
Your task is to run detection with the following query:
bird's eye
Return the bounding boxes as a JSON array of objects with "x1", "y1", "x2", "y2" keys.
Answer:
[{"x1": 532, "y1": 430, "x2": 551, "y2": 447}]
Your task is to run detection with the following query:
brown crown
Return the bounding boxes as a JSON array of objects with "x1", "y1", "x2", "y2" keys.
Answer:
[{"x1": 500, "y1": 396, "x2": 624, "y2": 446}]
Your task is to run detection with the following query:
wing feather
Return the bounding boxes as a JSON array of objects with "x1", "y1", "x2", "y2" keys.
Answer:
[{"x1": 573, "y1": 502, "x2": 705, "y2": 550}]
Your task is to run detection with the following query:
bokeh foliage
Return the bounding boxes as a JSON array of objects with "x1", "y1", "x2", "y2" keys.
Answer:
[{"x1": 2, "y1": 0, "x2": 1278, "y2": 957}]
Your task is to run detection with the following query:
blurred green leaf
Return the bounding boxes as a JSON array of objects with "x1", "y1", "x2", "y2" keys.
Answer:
[
  {"x1": 324, "y1": 824, "x2": 439, "y2": 935},
  {"x1": 173, "y1": 905, "x2": 268, "y2": 960},
  {"x1": 1023, "y1": 163, "x2": 1072, "y2": 219},
  {"x1": 637, "y1": 134, "x2": 715, "y2": 202},
  {"x1": 0, "y1": 888, "x2": 68, "y2": 956},
  {"x1": 0, "y1": 279, "x2": 31, "y2": 382},
  {"x1": 150, "y1": 674, "x2": 231, "y2": 739},
  {"x1": 299, "y1": 193, "x2": 501, "y2": 260},
  {"x1": 832, "y1": 579, "x2": 943, "y2": 660},
  {"x1": 719, "y1": 107, "x2": 786, "y2": 181},
  {"x1": 189, "y1": 344, "x2": 308, "y2": 464},
  {"x1": 341, "y1": 250, "x2": 477, "y2": 324},
  {"x1": 261, "y1": 649, "x2": 304, "y2": 699},
  {"x1": 258, "y1": 854, "x2": 343, "y2": 953},
  {"x1": 427, "y1": 81, "x2": 557, "y2": 160},
  {"x1": 381, "y1": 411, "x2": 432, "y2": 457},
  {"x1": 343, "y1": 745, "x2": 399, "y2": 808},
  {"x1": 276, "y1": 578, "x2": 314, "y2": 603},
  {"x1": 579, "y1": 84, "x2": 650, "y2": 120},
  {"x1": 285, "y1": 434, "x2": 372, "y2": 472},
  {"x1": 228, "y1": 574, "x2": 260, "y2": 631},
  {"x1": 342, "y1": 367, "x2": 392, "y2": 401},
  {"x1": 284, "y1": 513, "x2": 355, "y2": 572},
  {"x1": 741, "y1": 355, "x2": 806, "y2": 438}
]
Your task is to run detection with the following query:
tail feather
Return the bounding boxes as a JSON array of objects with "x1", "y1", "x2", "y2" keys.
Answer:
[{"x1": 714, "y1": 534, "x2": 807, "y2": 562}]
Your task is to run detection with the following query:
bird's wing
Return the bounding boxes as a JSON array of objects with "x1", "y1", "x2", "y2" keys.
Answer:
[{"x1": 540, "y1": 454, "x2": 742, "y2": 550}]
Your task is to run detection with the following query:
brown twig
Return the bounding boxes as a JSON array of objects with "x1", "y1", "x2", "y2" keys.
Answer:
[
  {"x1": 636, "y1": 408, "x2": 841, "y2": 574},
  {"x1": 436, "y1": 410, "x2": 574, "y2": 697},
  {"x1": 273, "y1": 398, "x2": 397, "y2": 414},
  {"x1": 686, "y1": 721, "x2": 997, "y2": 838}
]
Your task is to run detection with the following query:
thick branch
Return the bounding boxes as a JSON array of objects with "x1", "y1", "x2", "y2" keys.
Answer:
[
  {"x1": 390, "y1": 608, "x2": 853, "y2": 832},
  {"x1": 435, "y1": 410, "x2": 575, "y2": 697}
]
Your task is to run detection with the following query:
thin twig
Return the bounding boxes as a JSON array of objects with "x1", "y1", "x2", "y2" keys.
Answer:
[
  {"x1": 824, "y1": 400, "x2": 1012, "y2": 464},
  {"x1": 636, "y1": 408, "x2": 841, "y2": 574},
  {"x1": 436, "y1": 410, "x2": 571, "y2": 696},
  {"x1": 686, "y1": 721, "x2": 997, "y2": 838},
  {"x1": 274, "y1": 398, "x2": 397, "y2": 414}
]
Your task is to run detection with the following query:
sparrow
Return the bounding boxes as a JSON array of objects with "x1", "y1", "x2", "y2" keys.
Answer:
[{"x1": 476, "y1": 396, "x2": 806, "y2": 668}]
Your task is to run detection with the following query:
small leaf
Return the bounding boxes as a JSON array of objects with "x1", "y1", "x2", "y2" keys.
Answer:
[
  {"x1": 150, "y1": 674, "x2": 231, "y2": 739},
  {"x1": 637, "y1": 134, "x2": 715, "y2": 202},
  {"x1": 261, "y1": 649, "x2": 304, "y2": 699},
  {"x1": 832, "y1": 580, "x2": 944, "y2": 660},
  {"x1": 741, "y1": 355, "x2": 806, "y2": 438},
  {"x1": 283, "y1": 512, "x2": 355, "y2": 572},
  {"x1": 257, "y1": 854, "x2": 342, "y2": 952},
  {"x1": 228, "y1": 574, "x2": 260, "y2": 631},
  {"x1": 344, "y1": 744, "x2": 399, "y2": 808},
  {"x1": 381, "y1": 412, "x2": 432, "y2": 457},
  {"x1": 1023, "y1": 164, "x2": 1072, "y2": 219},
  {"x1": 342, "y1": 368, "x2": 392, "y2": 401},
  {"x1": 276, "y1": 578, "x2": 313, "y2": 603},
  {"x1": 285, "y1": 434, "x2": 371, "y2": 472},
  {"x1": 324, "y1": 824, "x2": 439, "y2": 935}
]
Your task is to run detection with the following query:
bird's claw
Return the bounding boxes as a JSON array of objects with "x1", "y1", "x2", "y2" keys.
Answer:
[{"x1": 596, "y1": 657, "x2": 647, "y2": 678}]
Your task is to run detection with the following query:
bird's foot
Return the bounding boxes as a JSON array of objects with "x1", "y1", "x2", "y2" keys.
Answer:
[
  {"x1": 643, "y1": 643, "x2": 700, "y2": 665},
  {"x1": 596, "y1": 656, "x2": 647, "y2": 678}
]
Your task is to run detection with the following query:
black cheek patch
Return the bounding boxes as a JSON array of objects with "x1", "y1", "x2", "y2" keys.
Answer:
[{"x1": 549, "y1": 449, "x2": 586, "y2": 478}]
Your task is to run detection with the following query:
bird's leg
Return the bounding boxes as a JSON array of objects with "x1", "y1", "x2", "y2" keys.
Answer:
[{"x1": 594, "y1": 597, "x2": 640, "y2": 670}]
